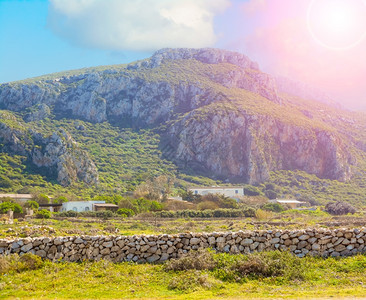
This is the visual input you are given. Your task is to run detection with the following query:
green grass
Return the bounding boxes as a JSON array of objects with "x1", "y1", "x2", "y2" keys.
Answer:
[{"x1": 2, "y1": 251, "x2": 366, "y2": 299}]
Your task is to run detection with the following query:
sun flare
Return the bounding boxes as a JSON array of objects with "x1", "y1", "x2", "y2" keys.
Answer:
[{"x1": 307, "y1": 0, "x2": 366, "y2": 50}]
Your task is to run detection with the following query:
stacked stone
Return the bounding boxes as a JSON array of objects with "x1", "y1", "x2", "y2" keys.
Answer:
[{"x1": 1, "y1": 228, "x2": 366, "y2": 262}]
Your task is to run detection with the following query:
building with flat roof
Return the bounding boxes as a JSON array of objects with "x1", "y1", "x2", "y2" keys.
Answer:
[
  {"x1": 60, "y1": 201, "x2": 106, "y2": 212},
  {"x1": 188, "y1": 186, "x2": 245, "y2": 197},
  {"x1": 269, "y1": 199, "x2": 306, "y2": 209}
]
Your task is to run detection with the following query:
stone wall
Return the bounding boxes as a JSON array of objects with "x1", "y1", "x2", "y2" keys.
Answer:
[{"x1": 1, "y1": 228, "x2": 365, "y2": 262}]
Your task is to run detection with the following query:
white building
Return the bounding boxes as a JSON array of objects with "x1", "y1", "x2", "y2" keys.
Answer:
[
  {"x1": 60, "y1": 201, "x2": 106, "y2": 212},
  {"x1": 188, "y1": 186, "x2": 245, "y2": 197},
  {"x1": 269, "y1": 199, "x2": 306, "y2": 209}
]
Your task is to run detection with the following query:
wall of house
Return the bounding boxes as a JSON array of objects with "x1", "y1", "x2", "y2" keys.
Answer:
[
  {"x1": 1, "y1": 228, "x2": 365, "y2": 262},
  {"x1": 189, "y1": 188, "x2": 244, "y2": 197},
  {"x1": 61, "y1": 201, "x2": 105, "y2": 212}
]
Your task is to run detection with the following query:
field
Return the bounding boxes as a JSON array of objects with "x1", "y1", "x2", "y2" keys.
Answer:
[
  {"x1": 1, "y1": 249, "x2": 366, "y2": 299},
  {"x1": 2, "y1": 209, "x2": 366, "y2": 239},
  {"x1": 2, "y1": 213, "x2": 366, "y2": 299}
]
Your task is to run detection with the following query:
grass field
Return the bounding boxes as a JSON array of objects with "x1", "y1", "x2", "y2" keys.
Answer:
[
  {"x1": 2, "y1": 213, "x2": 366, "y2": 299},
  {"x1": 1, "y1": 250, "x2": 366, "y2": 299}
]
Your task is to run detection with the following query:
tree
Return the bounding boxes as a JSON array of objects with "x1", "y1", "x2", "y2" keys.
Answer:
[
  {"x1": 117, "y1": 208, "x2": 135, "y2": 217},
  {"x1": 53, "y1": 196, "x2": 68, "y2": 204},
  {"x1": 36, "y1": 194, "x2": 50, "y2": 204},
  {"x1": 0, "y1": 201, "x2": 23, "y2": 213},
  {"x1": 25, "y1": 200, "x2": 39, "y2": 210}
]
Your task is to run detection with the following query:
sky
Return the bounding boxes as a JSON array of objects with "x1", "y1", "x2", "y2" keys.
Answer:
[{"x1": 1, "y1": 0, "x2": 366, "y2": 110}]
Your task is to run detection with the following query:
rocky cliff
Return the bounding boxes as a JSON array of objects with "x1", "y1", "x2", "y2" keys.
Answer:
[
  {"x1": 0, "y1": 112, "x2": 98, "y2": 186},
  {"x1": 0, "y1": 48, "x2": 361, "y2": 185}
]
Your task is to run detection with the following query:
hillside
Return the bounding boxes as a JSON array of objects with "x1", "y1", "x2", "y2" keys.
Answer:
[{"x1": 1, "y1": 48, "x2": 366, "y2": 203}]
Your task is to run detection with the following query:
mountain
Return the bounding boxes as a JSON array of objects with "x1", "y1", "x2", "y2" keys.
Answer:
[{"x1": 1, "y1": 48, "x2": 366, "y2": 203}]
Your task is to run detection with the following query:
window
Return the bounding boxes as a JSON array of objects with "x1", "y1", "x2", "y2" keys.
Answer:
[
  {"x1": 73, "y1": 207, "x2": 77, "y2": 212},
  {"x1": 195, "y1": 190, "x2": 198, "y2": 194},
  {"x1": 85, "y1": 207, "x2": 90, "y2": 211},
  {"x1": 235, "y1": 190, "x2": 238, "y2": 194}
]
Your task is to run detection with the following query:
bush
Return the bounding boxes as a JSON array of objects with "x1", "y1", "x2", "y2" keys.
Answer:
[
  {"x1": 244, "y1": 185, "x2": 262, "y2": 196},
  {"x1": 0, "y1": 175, "x2": 12, "y2": 188},
  {"x1": 36, "y1": 194, "x2": 50, "y2": 204},
  {"x1": 325, "y1": 201, "x2": 356, "y2": 215},
  {"x1": 53, "y1": 196, "x2": 68, "y2": 204},
  {"x1": 197, "y1": 201, "x2": 219, "y2": 210},
  {"x1": 117, "y1": 208, "x2": 135, "y2": 217},
  {"x1": 155, "y1": 208, "x2": 255, "y2": 218},
  {"x1": 58, "y1": 210, "x2": 78, "y2": 217},
  {"x1": 233, "y1": 251, "x2": 306, "y2": 280},
  {"x1": 165, "y1": 249, "x2": 216, "y2": 271},
  {"x1": 95, "y1": 210, "x2": 114, "y2": 219},
  {"x1": 24, "y1": 200, "x2": 39, "y2": 210},
  {"x1": 0, "y1": 254, "x2": 44, "y2": 274},
  {"x1": 36, "y1": 209, "x2": 51, "y2": 219},
  {"x1": 0, "y1": 201, "x2": 23, "y2": 214},
  {"x1": 261, "y1": 202, "x2": 285, "y2": 212},
  {"x1": 265, "y1": 190, "x2": 277, "y2": 200}
]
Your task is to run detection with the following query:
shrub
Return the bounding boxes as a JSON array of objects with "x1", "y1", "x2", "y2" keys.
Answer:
[
  {"x1": 24, "y1": 200, "x2": 39, "y2": 210},
  {"x1": 255, "y1": 209, "x2": 273, "y2": 220},
  {"x1": 265, "y1": 190, "x2": 277, "y2": 200},
  {"x1": 261, "y1": 202, "x2": 285, "y2": 212},
  {"x1": 197, "y1": 201, "x2": 219, "y2": 210},
  {"x1": 53, "y1": 196, "x2": 68, "y2": 204},
  {"x1": 165, "y1": 249, "x2": 217, "y2": 271},
  {"x1": 117, "y1": 208, "x2": 135, "y2": 217},
  {"x1": 233, "y1": 251, "x2": 306, "y2": 280},
  {"x1": 0, "y1": 254, "x2": 44, "y2": 274},
  {"x1": 150, "y1": 201, "x2": 163, "y2": 212},
  {"x1": 0, "y1": 175, "x2": 12, "y2": 188},
  {"x1": 36, "y1": 209, "x2": 51, "y2": 219},
  {"x1": 155, "y1": 208, "x2": 255, "y2": 218},
  {"x1": 58, "y1": 210, "x2": 78, "y2": 217},
  {"x1": 0, "y1": 201, "x2": 23, "y2": 214},
  {"x1": 244, "y1": 185, "x2": 262, "y2": 196},
  {"x1": 95, "y1": 210, "x2": 114, "y2": 219},
  {"x1": 36, "y1": 194, "x2": 50, "y2": 204},
  {"x1": 325, "y1": 201, "x2": 356, "y2": 215}
]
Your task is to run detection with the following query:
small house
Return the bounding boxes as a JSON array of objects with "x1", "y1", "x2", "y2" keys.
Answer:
[
  {"x1": 60, "y1": 201, "x2": 106, "y2": 212},
  {"x1": 269, "y1": 199, "x2": 306, "y2": 209},
  {"x1": 188, "y1": 186, "x2": 245, "y2": 197}
]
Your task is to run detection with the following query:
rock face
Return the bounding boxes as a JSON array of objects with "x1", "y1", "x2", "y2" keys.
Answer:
[
  {"x1": 1, "y1": 228, "x2": 366, "y2": 262},
  {"x1": 0, "y1": 48, "x2": 357, "y2": 183},
  {"x1": 164, "y1": 111, "x2": 353, "y2": 183},
  {"x1": 24, "y1": 103, "x2": 51, "y2": 122},
  {"x1": 0, "y1": 116, "x2": 98, "y2": 186}
]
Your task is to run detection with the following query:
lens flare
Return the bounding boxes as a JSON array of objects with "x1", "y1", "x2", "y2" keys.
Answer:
[{"x1": 307, "y1": 0, "x2": 366, "y2": 50}]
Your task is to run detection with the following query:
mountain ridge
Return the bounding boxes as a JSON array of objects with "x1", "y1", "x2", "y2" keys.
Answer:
[{"x1": 0, "y1": 48, "x2": 365, "y2": 194}]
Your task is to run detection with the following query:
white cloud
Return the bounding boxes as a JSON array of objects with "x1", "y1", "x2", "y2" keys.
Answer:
[{"x1": 47, "y1": 0, "x2": 230, "y2": 51}]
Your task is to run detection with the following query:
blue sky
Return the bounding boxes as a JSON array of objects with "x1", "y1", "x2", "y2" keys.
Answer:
[
  {"x1": 0, "y1": 0, "x2": 251, "y2": 83},
  {"x1": 0, "y1": 0, "x2": 152, "y2": 83}
]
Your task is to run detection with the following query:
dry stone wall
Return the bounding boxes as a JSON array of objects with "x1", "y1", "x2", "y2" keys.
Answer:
[{"x1": 1, "y1": 228, "x2": 366, "y2": 262}]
